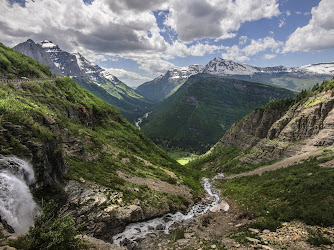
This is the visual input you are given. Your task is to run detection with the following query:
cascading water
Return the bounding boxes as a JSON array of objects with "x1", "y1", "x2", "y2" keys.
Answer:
[
  {"x1": 112, "y1": 173, "x2": 226, "y2": 246},
  {"x1": 0, "y1": 156, "x2": 39, "y2": 234}
]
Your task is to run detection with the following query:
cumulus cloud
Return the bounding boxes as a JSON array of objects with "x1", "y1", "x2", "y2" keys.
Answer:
[
  {"x1": 165, "y1": 0, "x2": 280, "y2": 42},
  {"x1": 222, "y1": 37, "x2": 283, "y2": 62},
  {"x1": 104, "y1": 68, "x2": 152, "y2": 87},
  {"x1": 0, "y1": 0, "x2": 166, "y2": 54},
  {"x1": 284, "y1": 0, "x2": 334, "y2": 52}
]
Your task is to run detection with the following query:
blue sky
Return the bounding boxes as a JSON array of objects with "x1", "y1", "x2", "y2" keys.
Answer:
[{"x1": 1, "y1": 0, "x2": 334, "y2": 87}]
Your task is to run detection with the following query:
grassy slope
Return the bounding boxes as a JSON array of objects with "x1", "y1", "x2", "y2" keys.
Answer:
[
  {"x1": 217, "y1": 152, "x2": 334, "y2": 229},
  {"x1": 142, "y1": 75, "x2": 296, "y2": 153},
  {"x1": 0, "y1": 44, "x2": 208, "y2": 209},
  {"x1": 76, "y1": 76, "x2": 153, "y2": 122},
  {"x1": 0, "y1": 43, "x2": 53, "y2": 79}
]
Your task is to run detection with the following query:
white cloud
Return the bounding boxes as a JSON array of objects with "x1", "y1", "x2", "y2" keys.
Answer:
[
  {"x1": 279, "y1": 18, "x2": 285, "y2": 28},
  {"x1": 222, "y1": 37, "x2": 283, "y2": 62},
  {"x1": 264, "y1": 54, "x2": 277, "y2": 59},
  {"x1": 166, "y1": 41, "x2": 223, "y2": 58},
  {"x1": 239, "y1": 36, "x2": 248, "y2": 45},
  {"x1": 104, "y1": 68, "x2": 152, "y2": 87},
  {"x1": 284, "y1": 0, "x2": 334, "y2": 52},
  {"x1": 165, "y1": 0, "x2": 280, "y2": 42},
  {"x1": 0, "y1": 0, "x2": 167, "y2": 54}
]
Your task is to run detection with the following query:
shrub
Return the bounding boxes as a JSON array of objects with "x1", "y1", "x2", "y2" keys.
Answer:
[{"x1": 9, "y1": 200, "x2": 83, "y2": 250}]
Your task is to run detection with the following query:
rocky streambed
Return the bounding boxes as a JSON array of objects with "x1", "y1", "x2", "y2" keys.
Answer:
[{"x1": 112, "y1": 174, "x2": 229, "y2": 247}]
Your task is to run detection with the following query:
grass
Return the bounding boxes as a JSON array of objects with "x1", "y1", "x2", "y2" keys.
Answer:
[
  {"x1": 0, "y1": 43, "x2": 53, "y2": 79},
  {"x1": 217, "y1": 152, "x2": 334, "y2": 229},
  {"x1": 167, "y1": 150, "x2": 199, "y2": 165}
]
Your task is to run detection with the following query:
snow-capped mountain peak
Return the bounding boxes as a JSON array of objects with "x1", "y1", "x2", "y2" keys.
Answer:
[
  {"x1": 203, "y1": 57, "x2": 259, "y2": 76},
  {"x1": 38, "y1": 40, "x2": 58, "y2": 49}
]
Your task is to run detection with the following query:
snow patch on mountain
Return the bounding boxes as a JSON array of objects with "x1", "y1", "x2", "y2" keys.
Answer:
[
  {"x1": 298, "y1": 62, "x2": 334, "y2": 75},
  {"x1": 168, "y1": 65, "x2": 204, "y2": 80}
]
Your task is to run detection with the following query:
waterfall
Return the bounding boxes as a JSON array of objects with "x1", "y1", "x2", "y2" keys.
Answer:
[{"x1": 0, "y1": 156, "x2": 39, "y2": 234}]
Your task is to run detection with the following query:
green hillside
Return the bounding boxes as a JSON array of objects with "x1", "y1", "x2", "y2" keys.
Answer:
[
  {"x1": 0, "y1": 43, "x2": 207, "y2": 221},
  {"x1": 75, "y1": 76, "x2": 153, "y2": 122},
  {"x1": 0, "y1": 43, "x2": 53, "y2": 79},
  {"x1": 141, "y1": 74, "x2": 296, "y2": 153}
]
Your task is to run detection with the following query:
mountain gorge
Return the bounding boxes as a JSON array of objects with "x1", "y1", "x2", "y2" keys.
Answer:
[
  {"x1": 2, "y1": 40, "x2": 334, "y2": 249},
  {"x1": 13, "y1": 39, "x2": 152, "y2": 121},
  {"x1": 141, "y1": 74, "x2": 296, "y2": 153}
]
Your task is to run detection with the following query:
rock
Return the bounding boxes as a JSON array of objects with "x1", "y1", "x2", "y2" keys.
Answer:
[
  {"x1": 184, "y1": 233, "x2": 193, "y2": 239},
  {"x1": 262, "y1": 229, "x2": 271, "y2": 234},
  {"x1": 259, "y1": 245, "x2": 274, "y2": 250},
  {"x1": 235, "y1": 223, "x2": 243, "y2": 228},
  {"x1": 249, "y1": 228, "x2": 260, "y2": 233},
  {"x1": 209, "y1": 200, "x2": 230, "y2": 213},
  {"x1": 245, "y1": 237, "x2": 260, "y2": 244},
  {"x1": 211, "y1": 244, "x2": 217, "y2": 249},
  {"x1": 155, "y1": 224, "x2": 165, "y2": 231},
  {"x1": 176, "y1": 239, "x2": 189, "y2": 246}
]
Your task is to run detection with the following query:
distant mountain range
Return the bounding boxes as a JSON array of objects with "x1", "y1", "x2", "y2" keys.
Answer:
[
  {"x1": 137, "y1": 57, "x2": 333, "y2": 103},
  {"x1": 14, "y1": 39, "x2": 152, "y2": 121}
]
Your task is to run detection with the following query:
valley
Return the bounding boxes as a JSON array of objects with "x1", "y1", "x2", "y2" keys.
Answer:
[{"x1": 1, "y1": 40, "x2": 334, "y2": 250}]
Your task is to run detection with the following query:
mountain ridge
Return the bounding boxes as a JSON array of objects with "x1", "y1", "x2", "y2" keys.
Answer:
[
  {"x1": 137, "y1": 57, "x2": 333, "y2": 103},
  {"x1": 13, "y1": 39, "x2": 152, "y2": 121}
]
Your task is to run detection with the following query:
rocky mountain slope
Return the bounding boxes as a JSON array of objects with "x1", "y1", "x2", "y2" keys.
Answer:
[
  {"x1": 0, "y1": 44, "x2": 204, "y2": 242},
  {"x1": 191, "y1": 78, "x2": 334, "y2": 174},
  {"x1": 136, "y1": 65, "x2": 203, "y2": 103},
  {"x1": 141, "y1": 74, "x2": 296, "y2": 153},
  {"x1": 13, "y1": 39, "x2": 152, "y2": 121},
  {"x1": 137, "y1": 58, "x2": 333, "y2": 103}
]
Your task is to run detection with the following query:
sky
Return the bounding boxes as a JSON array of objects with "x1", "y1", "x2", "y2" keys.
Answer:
[{"x1": 1, "y1": 0, "x2": 334, "y2": 87}]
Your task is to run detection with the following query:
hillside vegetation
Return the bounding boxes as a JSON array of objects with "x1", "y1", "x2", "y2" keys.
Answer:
[
  {"x1": 0, "y1": 43, "x2": 53, "y2": 79},
  {"x1": 0, "y1": 43, "x2": 211, "y2": 239},
  {"x1": 142, "y1": 74, "x2": 296, "y2": 153}
]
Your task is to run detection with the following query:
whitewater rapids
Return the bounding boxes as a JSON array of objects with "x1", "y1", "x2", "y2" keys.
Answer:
[{"x1": 112, "y1": 173, "x2": 226, "y2": 246}]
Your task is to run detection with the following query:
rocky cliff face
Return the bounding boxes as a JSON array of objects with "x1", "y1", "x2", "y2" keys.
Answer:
[{"x1": 218, "y1": 87, "x2": 334, "y2": 163}]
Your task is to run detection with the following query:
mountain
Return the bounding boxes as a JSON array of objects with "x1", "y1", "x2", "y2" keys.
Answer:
[
  {"x1": 0, "y1": 43, "x2": 203, "y2": 242},
  {"x1": 136, "y1": 65, "x2": 204, "y2": 103},
  {"x1": 13, "y1": 39, "x2": 152, "y2": 121},
  {"x1": 203, "y1": 57, "x2": 333, "y2": 91},
  {"x1": 137, "y1": 57, "x2": 333, "y2": 103},
  {"x1": 140, "y1": 74, "x2": 296, "y2": 153}
]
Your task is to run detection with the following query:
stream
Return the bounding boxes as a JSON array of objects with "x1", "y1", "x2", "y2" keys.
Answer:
[
  {"x1": 135, "y1": 112, "x2": 151, "y2": 130},
  {"x1": 112, "y1": 173, "x2": 227, "y2": 246}
]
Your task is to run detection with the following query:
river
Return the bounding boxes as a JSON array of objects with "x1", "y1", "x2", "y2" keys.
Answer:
[{"x1": 112, "y1": 173, "x2": 227, "y2": 246}]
